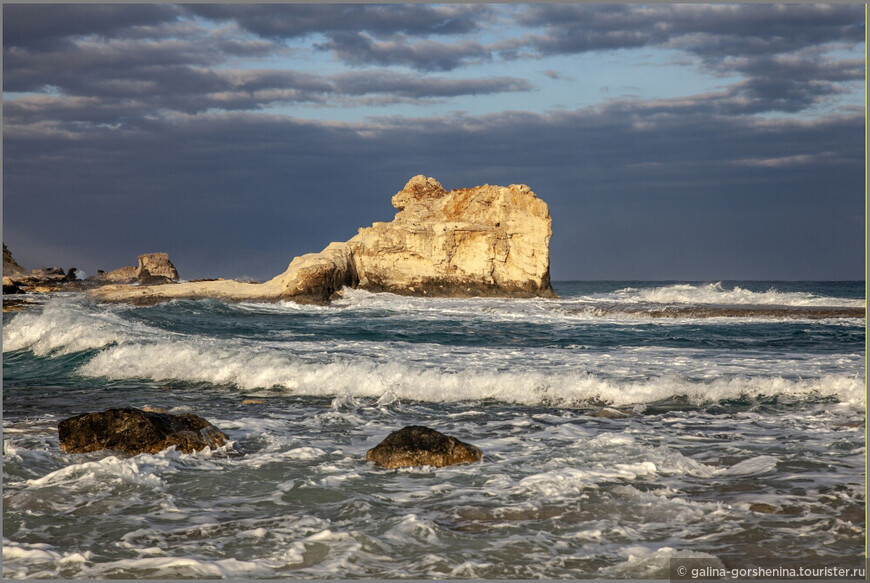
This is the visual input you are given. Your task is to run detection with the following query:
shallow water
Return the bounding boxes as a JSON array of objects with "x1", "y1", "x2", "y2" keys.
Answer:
[{"x1": 3, "y1": 281, "x2": 865, "y2": 578}]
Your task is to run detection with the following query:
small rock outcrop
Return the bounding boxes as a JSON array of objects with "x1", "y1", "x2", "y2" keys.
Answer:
[
  {"x1": 3, "y1": 243, "x2": 29, "y2": 280},
  {"x1": 97, "y1": 253, "x2": 179, "y2": 285},
  {"x1": 88, "y1": 176, "x2": 555, "y2": 304},
  {"x1": 366, "y1": 425, "x2": 483, "y2": 468},
  {"x1": 58, "y1": 408, "x2": 228, "y2": 455},
  {"x1": 3, "y1": 243, "x2": 81, "y2": 300},
  {"x1": 137, "y1": 252, "x2": 179, "y2": 284},
  {"x1": 102, "y1": 265, "x2": 138, "y2": 283}
]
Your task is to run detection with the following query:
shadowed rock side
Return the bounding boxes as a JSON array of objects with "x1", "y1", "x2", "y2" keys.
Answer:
[
  {"x1": 366, "y1": 425, "x2": 483, "y2": 468},
  {"x1": 58, "y1": 408, "x2": 228, "y2": 455},
  {"x1": 88, "y1": 176, "x2": 555, "y2": 304},
  {"x1": 3, "y1": 243, "x2": 28, "y2": 280}
]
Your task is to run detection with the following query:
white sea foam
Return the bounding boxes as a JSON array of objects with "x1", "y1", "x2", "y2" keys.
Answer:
[
  {"x1": 601, "y1": 282, "x2": 864, "y2": 307},
  {"x1": 76, "y1": 338, "x2": 864, "y2": 407},
  {"x1": 599, "y1": 545, "x2": 725, "y2": 579},
  {"x1": 25, "y1": 450, "x2": 175, "y2": 489},
  {"x1": 2, "y1": 299, "x2": 136, "y2": 355}
]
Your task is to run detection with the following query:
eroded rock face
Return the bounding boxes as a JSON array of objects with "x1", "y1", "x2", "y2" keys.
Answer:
[
  {"x1": 366, "y1": 425, "x2": 483, "y2": 468},
  {"x1": 58, "y1": 408, "x2": 228, "y2": 455},
  {"x1": 349, "y1": 176, "x2": 554, "y2": 298},
  {"x1": 138, "y1": 252, "x2": 179, "y2": 283},
  {"x1": 266, "y1": 242, "x2": 358, "y2": 304}
]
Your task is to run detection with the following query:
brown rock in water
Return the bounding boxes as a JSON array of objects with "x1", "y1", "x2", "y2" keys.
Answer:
[
  {"x1": 749, "y1": 503, "x2": 777, "y2": 514},
  {"x1": 58, "y1": 408, "x2": 228, "y2": 455},
  {"x1": 366, "y1": 425, "x2": 483, "y2": 468}
]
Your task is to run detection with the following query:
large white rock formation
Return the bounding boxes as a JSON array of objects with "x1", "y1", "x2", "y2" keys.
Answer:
[{"x1": 89, "y1": 176, "x2": 555, "y2": 304}]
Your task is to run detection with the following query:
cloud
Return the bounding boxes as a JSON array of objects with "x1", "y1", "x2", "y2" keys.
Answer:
[
  {"x1": 315, "y1": 32, "x2": 492, "y2": 72},
  {"x1": 4, "y1": 66, "x2": 534, "y2": 128},
  {"x1": 183, "y1": 4, "x2": 490, "y2": 39},
  {"x1": 3, "y1": 4, "x2": 182, "y2": 49},
  {"x1": 510, "y1": 4, "x2": 864, "y2": 114},
  {"x1": 516, "y1": 4, "x2": 863, "y2": 57}
]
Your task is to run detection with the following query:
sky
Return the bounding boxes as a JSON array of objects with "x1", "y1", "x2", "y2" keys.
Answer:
[{"x1": 3, "y1": 3, "x2": 865, "y2": 281}]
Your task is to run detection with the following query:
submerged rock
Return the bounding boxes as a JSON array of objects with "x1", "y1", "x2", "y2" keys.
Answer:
[
  {"x1": 366, "y1": 425, "x2": 483, "y2": 468},
  {"x1": 58, "y1": 408, "x2": 228, "y2": 455},
  {"x1": 88, "y1": 176, "x2": 555, "y2": 304}
]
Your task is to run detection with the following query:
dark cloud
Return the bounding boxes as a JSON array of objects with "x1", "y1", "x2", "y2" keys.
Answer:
[
  {"x1": 516, "y1": 4, "x2": 864, "y2": 57},
  {"x1": 4, "y1": 66, "x2": 533, "y2": 127},
  {"x1": 3, "y1": 4, "x2": 182, "y2": 49},
  {"x1": 510, "y1": 4, "x2": 864, "y2": 114},
  {"x1": 316, "y1": 32, "x2": 491, "y2": 72},
  {"x1": 184, "y1": 4, "x2": 489, "y2": 40}
]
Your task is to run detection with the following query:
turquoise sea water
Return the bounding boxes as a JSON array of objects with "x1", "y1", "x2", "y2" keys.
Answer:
[{"x1": 2, "y1": 281, "x2": 865, "y2": 578}]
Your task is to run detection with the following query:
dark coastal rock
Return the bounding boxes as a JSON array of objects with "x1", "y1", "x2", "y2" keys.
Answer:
[
  {"x1": 3, "y1": 243, "x2": 29, "y2": 280},
  {"x1": 137, "y1": 269, "x2": 175, "y2": 286},
  {"x1": 63, "y1": 267, "x2": 79, "y2": 282},
  {"x1": 366, "y1": 425, "x2": 483, "y2": 468},
  {"x1": 58, "y1": 407, "x2": 228, "y2": 455},
  {"x1": 3, "y1": 277, "x2": 24, "y2": 295},
  {"x1": 30, "y1": 266, "x2": 67, "y2": 281}
]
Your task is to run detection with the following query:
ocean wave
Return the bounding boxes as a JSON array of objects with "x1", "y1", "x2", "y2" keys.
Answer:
[
  {"x1": 598, "y1": 282, "x2": 864, "y2": 308},
  {"x1": 2, "y1": 300, "x2": 137, "y2": 356},
  {"x1": 77, "y1": 339, "x2": 864, "y2": 408}
]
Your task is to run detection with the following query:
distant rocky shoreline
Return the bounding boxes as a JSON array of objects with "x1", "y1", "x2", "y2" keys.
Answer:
[{"x1": 2, "y1": 245, "x2": 181, "y2": 311}]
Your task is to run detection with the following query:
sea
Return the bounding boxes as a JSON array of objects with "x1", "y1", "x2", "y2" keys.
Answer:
[{"x1": 2, "y1": 281, "x2": 865, "y2": 579}]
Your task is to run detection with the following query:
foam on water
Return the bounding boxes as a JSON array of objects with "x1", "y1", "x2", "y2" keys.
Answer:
[
  {"x1": 2, "y1": 299, "x2": 137, "y2": 356},
  {"x1": 602, "y1": 282, "x2": 864, "y2": 307},
  {"x1": 74, "y1": 337, "x2": 863, "y2": 407},
  {"x1": 3, "y1": 283, "x2": 863, "y2": 578}
]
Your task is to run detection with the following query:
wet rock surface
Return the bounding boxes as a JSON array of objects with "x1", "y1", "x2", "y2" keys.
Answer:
[
  {"x1": 58, "y1": 408, "x2": 228, "y2": 455},
  {"x1": 366, "y1": 425, "x2": 483, "y2": 468}
]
